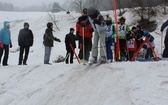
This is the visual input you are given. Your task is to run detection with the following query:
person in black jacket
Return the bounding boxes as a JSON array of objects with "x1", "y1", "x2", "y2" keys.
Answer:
[
  {"x1": 161, "y1": 20, "x2": 168, "y2": 58},
  {"x1": 43, "y1": 22, "x2": 61, "y2": 64},
  {"x1": 65, "y1": 28, "x2": 77, "y2": 64},
  {"x1": 18, "y1": 22, "x2": 33, "y2": 65}
]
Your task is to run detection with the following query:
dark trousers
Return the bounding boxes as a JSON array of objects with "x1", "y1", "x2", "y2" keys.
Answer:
[
  {"x1": 19, "y1": 46, "x2": 30, "y2": 64},
  {"x1": 163, "y1": 47, "x2": 168, "y2": 58},
  {"x1": 106, "y1": 40, "x2": 113, "y2": 60},
  {"x1": 78, "y1": 37, "x2": 92, "y2": 61},
  {"x1": 145, "y1": 47, "x2": 154, "y2": 59},
  {"x1": 127, "y1": 51, "x2": 135, "y2": 61},
  {"x1": 119, "y1": 39, "x2": 127, "y2": 59},
  {"x1": 65, "y1": 50, "x2": 74, "y2": 64},
  {"x1": 0, "y1": 45, "x2": 9, "y2": 65}
]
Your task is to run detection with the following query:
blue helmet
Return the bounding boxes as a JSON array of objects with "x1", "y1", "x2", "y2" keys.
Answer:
[{"x1": 143, "y1": 31, "x2": 149, "y2": 36}]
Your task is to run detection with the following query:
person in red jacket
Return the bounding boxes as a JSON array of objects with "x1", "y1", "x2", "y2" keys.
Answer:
[{"x1": 76, "y1": 8, "x2": 93, "y2": 63}]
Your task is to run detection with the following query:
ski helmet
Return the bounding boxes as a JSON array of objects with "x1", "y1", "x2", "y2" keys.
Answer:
[
  {"x1": 119, "y1": 16, "x2": 126, "y2": 23},
  {"x1": 87, "y1": 7, "x2": 100, "y2": 19},
  {"x1": 143, "y1": 31, "x2": 149, "y2": 36}
]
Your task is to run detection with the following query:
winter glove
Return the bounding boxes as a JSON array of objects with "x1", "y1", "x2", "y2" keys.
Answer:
[
  {"x1": 90, "y1": 28, "x2": 94, "y2": 32},
  {"x1": 54, "y1": 38, "x2": 61, "y2": 42},
  {"x1": 0, "y1": 41, "x2": 4, "y2": 48},
  {"x1": 93, "y1": 18, "x2": 101, "y2": 25},
  {"x1": 10, "y1": 42, "x2": 13, "y2": 48}
]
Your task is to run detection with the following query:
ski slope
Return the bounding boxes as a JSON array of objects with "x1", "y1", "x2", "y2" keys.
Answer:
[{"x1": 0, "y1": 9, "x2": 168, "y2": 105}]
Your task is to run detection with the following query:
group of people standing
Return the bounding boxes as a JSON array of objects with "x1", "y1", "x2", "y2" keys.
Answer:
[
  {"x1": 0, "y1": 21, "x2": 34, "y2": 66},
  {"x1": 0, "y1": 7, "x2": 168, "y2": 66},
  {"x1": 65, "y1": 7, "x2": 168, "y2": 64}
]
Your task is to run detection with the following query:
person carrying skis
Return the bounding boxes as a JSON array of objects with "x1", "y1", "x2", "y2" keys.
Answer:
[
  {"x1": 76, "y1": 8, "x2": 93, "y2": 64},
  {"x1": 86, "y1": 7, "x2": 107, "y2": 64},
  {"x1": 65, "y1": 28, "x2": 77, "y2": 64},
  {"x1": 0, "y1": 21, "x2": 13, "y2": 66},
  {"x1": 18, "y1": 22, "x2": 34, "y2": 65},
  {"x1": 105, "y1": 16, "x2": 116, "y2": 62},
  {"x1": 126, "y1": 26, "x2": 137, "y2": 61},
  {"x1": 160, "y1": 20, "x2": 168, "y2": 58},
  {"x1": 143, "y1": 31, "x2": 155, "y2": 59},
  {"x1": 118, "y1": 16, "x2": 130, "y2": 61},
  {"x1": 43, "y1": 22, "x2": 61, "y2": 64}
]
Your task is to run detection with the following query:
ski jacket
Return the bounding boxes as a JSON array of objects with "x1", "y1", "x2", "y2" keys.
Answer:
[
  {"x1": 161, "y1": 20, "x2": 168, "y2": 47},
  {"x1": 65, "y1": 33, "x2": 77, "y2": 51},
  {"x1": 88, "y1": 14, "x2": 107, "y2": 32},
  {"x1": 126, "y1": 31, "x2": 137, "y2": 51},
  {"x1": 43, "y1": 28, "x2": 60, "y2": 47},
  {"x1": 0, "y1": 21, "x2": 11, "y2": 45},
  {"x1": 18, "y1": 28, "x2": 34, "y2": 46},
  {"x1": 161, "y1": 20, "x2": 168, "y2": 33},
  {"x1": 76, "y1": 15, "x2": 93, "y2": 38},
  {"x1": 118, "y1": 24, "x2": 130, "y2": 40}
]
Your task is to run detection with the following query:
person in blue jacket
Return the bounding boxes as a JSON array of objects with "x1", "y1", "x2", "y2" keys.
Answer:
[{"x1": 0, "y1": 21, "x2": 12, "y2": 66}]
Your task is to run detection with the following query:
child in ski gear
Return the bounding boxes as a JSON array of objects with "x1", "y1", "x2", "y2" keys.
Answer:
[
  {"x1": 105, "y1": 16, "x2": 116, "y2": 62},
  {"x1": 65, "y1": 28, "x2": 77, "y2": 64},
  {"x1": 0, "y1": 21, "x2": 12, "y2": 66},
  {"x1": 143, "y1": 31, "x2": 155, "y2": 59},
  {"x1": 43, "y1": 22, "x2": 61, "y2": 64},
  {"x1": 126, "y1": 26, "x2": 137, "y2": 61},
  {"x1": 118, "y1": 16, "x2": 130, "y2": 61},
  {"x1": 87, "y1": 7, "x2": 107, "y2": 63},
  {"x1": 18, "y1": 22, "x2": 34, "y2": 65},
  {"x1": 76, "y1": 8, "x2": 93, "y2": 63},
  {"x1": 160, "y1": 20, "x2": 168, "y2": 58}
]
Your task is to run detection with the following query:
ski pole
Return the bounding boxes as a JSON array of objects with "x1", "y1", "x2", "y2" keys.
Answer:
[
  {"x1": 70, "y1": 44, "x2": 80, "y2": 64},
  {"x1": 82, "y1": 27, "x2": 85, "y2": 61}
]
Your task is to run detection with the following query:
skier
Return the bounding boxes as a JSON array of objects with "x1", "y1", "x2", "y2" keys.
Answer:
[
  {"x1": 76, "y1": 8, "x2": 93, "y2": 64},
  {"x1": 118, "y1": 16, "x2": 130, "y2": 61},
  {"x1": 0, "y1": 21, "x2": 13, "y2": 66},
  {"x1": 86, "y1": 7, "x2": 107, "y2": 63},
  {"x1": 43, "y1": 22, "x2": 61, "y2": 64},
  {"x1": 105, "y1": 16, "x2": 116, "y2": 62},
  {"x1": 143, "y1": 31, "x2": 155, "y2": 59},
  {"x1": 160, "y1": 20, "x2": 168, "y2": 58},
  {"x1": 126, "y1": 26, "x2": 137, "y2": 61},
  {"x1": 65, "y1": 28, "x2": 77, "y2": 64},
  {"x1": 18, "y1": 22, "x2": 34, "y2": 65}
]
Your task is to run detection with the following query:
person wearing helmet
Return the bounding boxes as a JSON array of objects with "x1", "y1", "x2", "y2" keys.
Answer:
[
  {"x1": 76, "y1": 8, "x2": 93, "y2": 64},
  {"x1": 142, "y1": 31, "x2": 155, "y2": 59},
  {"x1": 105, "y1": 15, "x2": 116, "y2": 62},
  {"x1": 86, "y1": 7, "x2": 107, "y2": 64},
  {"x1": 160, "y1": 20, "x2": 168, "y2": 58},
  {"x1": 18, "y1": 22, "x2": 34, "y2": 65},
  {"x1": 118, "y1": 16, "x2": 130, "y2": 61},
  {"x1": 43, "y1": 22, "x2": 61, "y2": 65}
]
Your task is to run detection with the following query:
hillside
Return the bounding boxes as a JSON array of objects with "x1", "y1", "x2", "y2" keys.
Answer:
[{"x1": 0, "y1": 10, "x2": 168, "y2": 105}]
